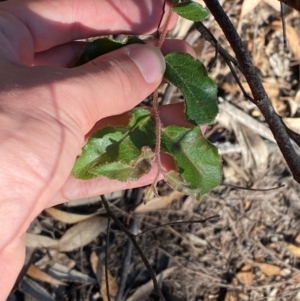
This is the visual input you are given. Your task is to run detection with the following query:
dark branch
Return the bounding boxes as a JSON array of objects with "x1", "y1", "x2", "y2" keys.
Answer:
[
  {"x1": 196, "y1": 22, "x2": 300, "y2": 148},
  {"x1": 280, "y1": 1, "x2": 287, "y2": 48},
  {"x1": 116, "y1": 188, "x2": 143, "y2": 301},
  {"x1": 105, "y1": 216, "x2": 111, "y2": 301},
  {"x1": 135, "y1": 215, "x2": 220, "y2": 237},
  {"x1": 100, "y1": 195, "x2": 166, "y2": 301},
  {"x1": 202, "y1": 0, "x2": 300, "y2": 184}
]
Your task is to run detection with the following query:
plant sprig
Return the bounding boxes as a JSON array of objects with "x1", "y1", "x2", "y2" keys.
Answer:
[
  {"x1": 71, "y1": 0, "x2": 222, "y2": 201},
  {"x1": 150, "y1": 2, "x2": 174, "y2": 198}
]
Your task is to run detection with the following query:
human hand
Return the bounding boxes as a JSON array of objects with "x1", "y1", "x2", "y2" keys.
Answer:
[{"x1": 0, "y1": 0, "x2": 197, "y2": 298}]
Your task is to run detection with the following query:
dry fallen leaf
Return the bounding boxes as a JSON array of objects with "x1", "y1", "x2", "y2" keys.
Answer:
[
  {"x1": 135, "y1": 190, "x2": 183, "y2": 213},
  {"x1": 186, "y1": 233, "x2": 208, "y2": 247},
  {"x1": 35, "y1": 250, "x2": 76, "y2": 270},
  {"x1": 45, "y1": 207, "x2": 98, "y2": 224},
  {"x1": 248, "y1": 131, "x2": 269, "y2": 171},
  {"x1": 264, "y1": 0, "x2": 281, "y2": 11},
  {"x1": 267, "y1": 287, "x2": 278, "y2": 301},
  {"x1": 126, "y1": 267, "x2": 175, "y2": 301},
  {"x1": 292, "y1": 272, "x2": 300, "y2": 283},
  {"x1": 101, "y1": 265, "x2": 118, "y2": 301},
  {"x1": 27, "y1": 264, "x2": 66, "y2": 286},
  {"x1": 90, "y1": 251, "x2": 102, "y2": 284},
  {"x1": 240, "y1": 0, "x2": 261, "y2": 17},
  {"x1": 58, "y1": 216, "x2": 108, "y2": 252},
  {"x1": 258, "y1": 263, "x2": 281, "y2": 276},
  {"x1": 236, "y1": 264, "x2": 253, "y2": 285},
  {"x1": 26, "y1": 233, "x2": 58, "y2": 249},
  {"x1": 284, "y1": 97, "x2": 299, "y2": 117},
  {"x1": 288, "y1": 243, "x2": 300, "y2": 257},
  {"x1": 223, "y1": 155, "x2": 250, "y2": 182},
  {"x1": 271, "y1": 21, "x2": 300, "y2": 60},
  {"x1": 225, "y1": 291, "x2": 238, "y2": 301},
  {"x1": 241, "y1": 0, "x2": 280, "y2": 17},
  {"x1": 244, "y1": 199, "x2": 252, "y2": 211},
  {"x1": 283, "y1": 118, "x2": 300, "y2": 134},
  {"x1": 46, "y1": 262, "x2": 97, "y2": 284},
  {"x1": 295, "y1": 233, "x2": 300, "y2": 244}
]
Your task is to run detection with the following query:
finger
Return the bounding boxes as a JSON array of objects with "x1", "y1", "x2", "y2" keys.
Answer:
[
  {"x1": 34, "y1": 41, "x2": 87, "y2": 67},
  {"x1": 1, "y1": 0, "x2": 177, "y2": 63},
  {"x1": 50, "y1": 167, "x2": 161, "y2": 206},
  {"x1": 147, "y1": 38, "x2": 197, "y2": 56},
  {"x1": 34, "y1": 37, "x2": 195, "y2": 68},
  {"x1": 87, "y1": 103, "x2": 193, "y2": 137},
  {"x1": 53, "y1": 44, "x2": 165, "y2": 133}
]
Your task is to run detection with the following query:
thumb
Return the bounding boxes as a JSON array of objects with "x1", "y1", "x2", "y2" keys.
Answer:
[{"x1": 65, "y1": 44, "x2": 165, "y2": 133}]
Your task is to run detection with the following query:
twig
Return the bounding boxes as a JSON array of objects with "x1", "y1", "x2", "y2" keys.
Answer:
[
  {"x1": 196, "y1": 22, "x2": 300, "y2": 149},
  {"x1": 105, "y1": 215, "x2": 111, "y2": 301},
  {"x1": 203, "y1": 0, "x2": 300, "y2": 184},
  {"x1": 100, "y1": 195, "x2": 166, "y2": 301},
  {"x1": 195, "y1": 21, "x2": 238, "y2": 68},
  {"x1": 255, "y1": 239, "x2": 300, "y2": 275},
  {"x1": 195, "y1": 22, "x2": 257, "y2": 103},
  {"x1": 135, "y1": 215, "x2": 220, "y2": 237},
  {"x1": 280, "y1": 1, "x2": 287, "y2": 48},
  {"x1": 221, "y1": 184, "x2": 285, "y2": 192},
  {"x1": 116, "y1": 189, "x2": 143, "y2": 301}
]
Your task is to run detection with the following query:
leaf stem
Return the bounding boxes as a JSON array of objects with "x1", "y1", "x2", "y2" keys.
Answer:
[
  {"x1": 151, "y1": 89, "x2": 163, "y2": 195},
  {"x1": 157, "y1": 5, "x2": 174, "y2": 49},
  {"x1": 151, "y1": 2, "x2": 174, "y2": 196}
]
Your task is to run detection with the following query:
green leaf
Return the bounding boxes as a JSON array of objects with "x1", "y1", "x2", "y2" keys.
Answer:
[
  {"x1": 172, "y1": 1, "x2": 209, "y2": 21},
  {"x1": 164, "y1": 171, "x2": 202, "y2": 199},
  {"x1": 72, "y1": 37, "x2": 144, "y2": 67},
  {"x1": 161, "y1": 125, "x2": 222, "y2": 195},
  {"x1": 164, "y1": 52, "x2": 218, "y2": 125},
  {"x1": 72, "y1": 108, "x2": 155, "y2": 180},
  {"x1": 89, "y1": 147, "x2": 154, "y2": 181}
]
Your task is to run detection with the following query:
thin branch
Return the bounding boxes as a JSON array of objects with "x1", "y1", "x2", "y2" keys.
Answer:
[
  {"x1": 195, "y1": 22, "x2": 238, "y2": 68},
  {"x1": 105, "y1": 215, "x2": 111, "y2": 301},
  {"x1": 116, "y1": 189, "x2": 143, "y2": 301},
  {"x1": 195, "y1": 22, "x2": 255, "y2": 101},
  {"x1": 280, "y1": 1, "x2": 287, "y2": 48},
  {"x1": 135, "y1": 215, "x2": 220, "y2": 237},
  {"x1": 100, "y1": 195, "x2": 166, "y2": 301},
  {"x1": 196, "y1": 22, "x2": 300, "y2": 148},
  {"x1": 221, "y1": 183, "x2": 285, "y2": 192},
  {"x1": 202, "y1": 0, "x2": 300, "y2": 184}
]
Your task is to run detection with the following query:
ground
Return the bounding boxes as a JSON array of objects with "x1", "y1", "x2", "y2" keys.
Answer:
[{"x1": 8, "y1": 1, "x2": 300, "y2": 300}]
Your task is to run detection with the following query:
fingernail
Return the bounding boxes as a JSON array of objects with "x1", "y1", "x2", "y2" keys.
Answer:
[{"x1": 128, "y1": 44, "x2": 165, "y2": 84}]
